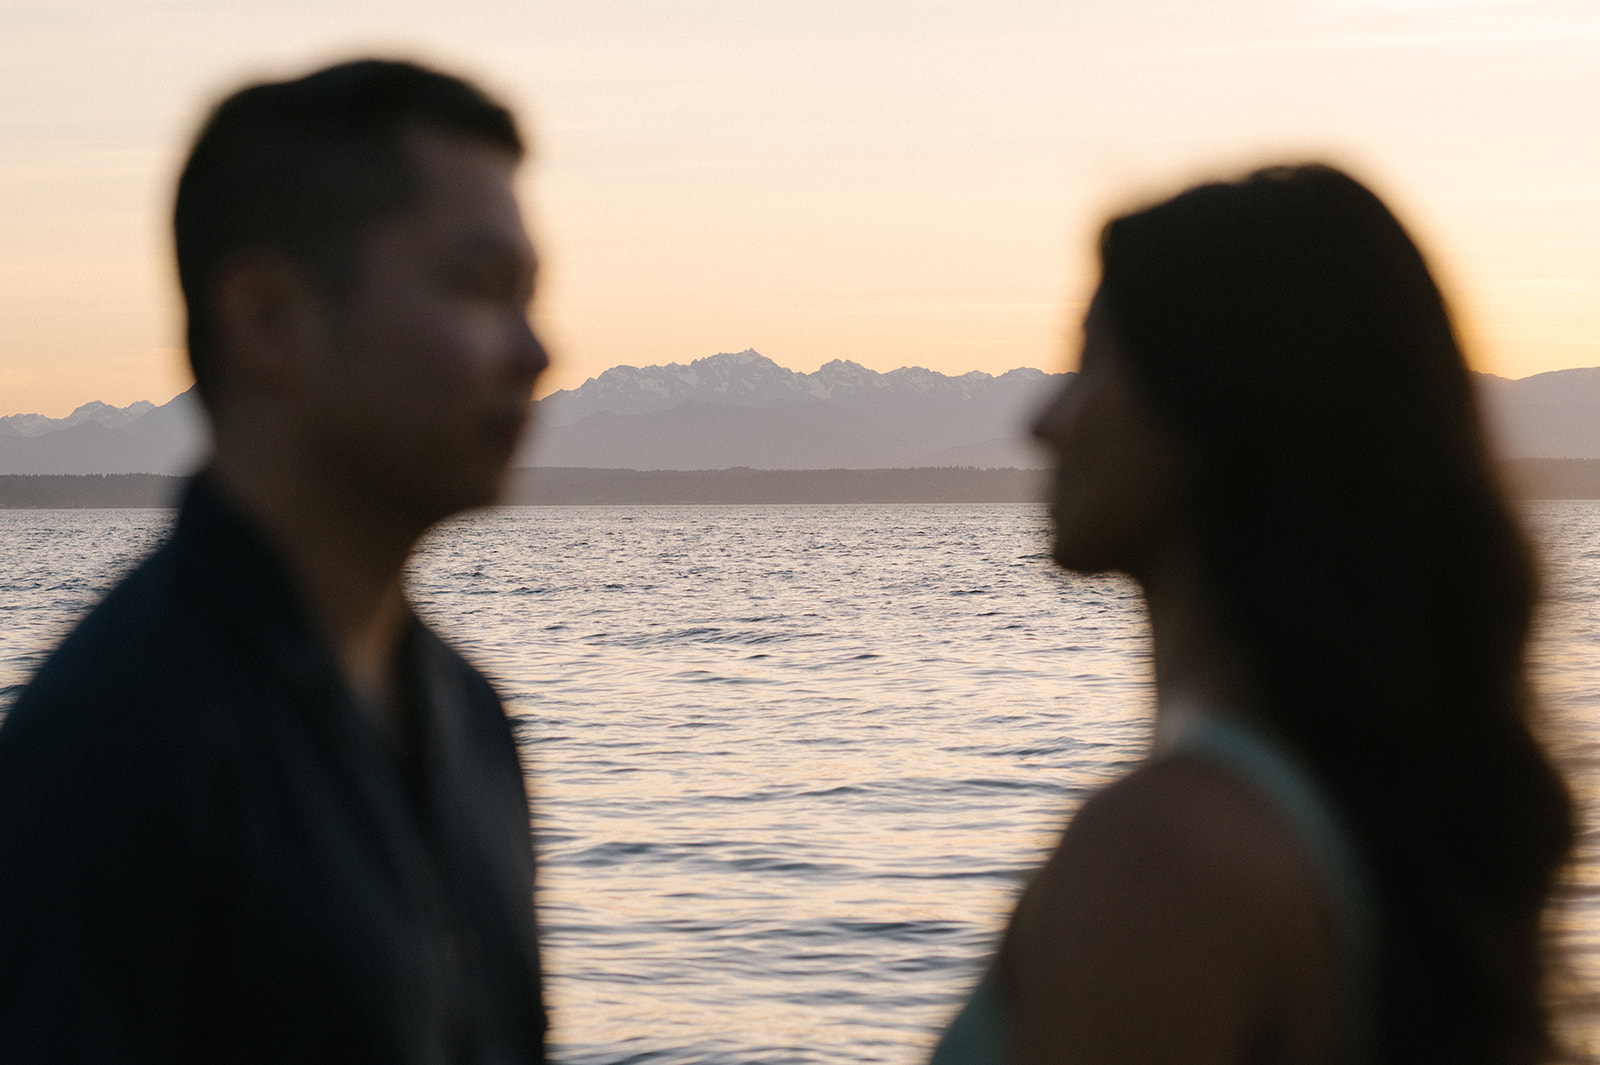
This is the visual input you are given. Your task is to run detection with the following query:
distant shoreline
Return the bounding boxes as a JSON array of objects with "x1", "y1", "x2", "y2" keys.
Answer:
[{"x1": 3, "y1": 461, "x2": 1599, "y2": 508}]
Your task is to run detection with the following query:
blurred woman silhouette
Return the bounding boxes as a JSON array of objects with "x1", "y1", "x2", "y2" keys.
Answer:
[{"x1": 931, "y1": 165, "x2": 1576, "y2": 1065}]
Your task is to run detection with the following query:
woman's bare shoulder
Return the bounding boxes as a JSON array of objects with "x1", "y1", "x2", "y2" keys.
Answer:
[{"x1": 1003, "y1": 758, "x2": 1340, "y2": 1065}]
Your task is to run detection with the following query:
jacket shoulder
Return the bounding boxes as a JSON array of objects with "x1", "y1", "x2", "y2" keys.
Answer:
[{"x1": 0, "y1": 544, "x2": 246, "y2": 821}]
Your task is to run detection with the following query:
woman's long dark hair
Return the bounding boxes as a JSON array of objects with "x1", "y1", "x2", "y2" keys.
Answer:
[{"x1": 1097, "y1": 165, "x2": 1575, "y2": 1065}]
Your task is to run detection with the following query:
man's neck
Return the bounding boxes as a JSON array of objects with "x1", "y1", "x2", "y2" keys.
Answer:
[{"x1": 208, "y1": 442, "x2": 422, "y2": 737}]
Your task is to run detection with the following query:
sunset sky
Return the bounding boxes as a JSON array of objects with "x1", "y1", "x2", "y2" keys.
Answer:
[{"x1": 2, "y1": 0, "x2": 1598, "y2": 417}]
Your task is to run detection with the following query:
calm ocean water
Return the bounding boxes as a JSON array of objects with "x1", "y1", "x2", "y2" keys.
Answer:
[{"x1": 2, "y1": 502, "x2": 1598, "y2": 1063}]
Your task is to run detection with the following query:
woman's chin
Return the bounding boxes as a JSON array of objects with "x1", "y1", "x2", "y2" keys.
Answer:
[
  {"x1": 1050, "y1": 532, "x2": 1105, "y2": 575},
  {"x1": 1049, "y1": 518, "x2": 1142, "y2": 576}
]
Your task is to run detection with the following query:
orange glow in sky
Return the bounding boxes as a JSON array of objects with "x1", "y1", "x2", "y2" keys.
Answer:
[{"x1": 2, "y1": 1, "x2": 1598, "y2": 417}]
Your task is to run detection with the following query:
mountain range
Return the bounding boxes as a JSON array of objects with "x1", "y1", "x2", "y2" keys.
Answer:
[
  {"x1": 5, "y1": 349, "x2": 1600, "y2": 474},
  {"x1": 518, "y1": 349, "x2": 1056, "y2": 469}
]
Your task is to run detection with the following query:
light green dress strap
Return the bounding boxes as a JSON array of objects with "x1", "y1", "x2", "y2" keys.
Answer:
[
  {"x1": 928, "y1": 963, "x2": 1011, "y2": 1065},
  {"x1": 1161, "y1": 712, "x2": 1379, "y2": 1065},
  {"x1": 928, "y1": 711, "x2": 1378, "y2": 1065}
]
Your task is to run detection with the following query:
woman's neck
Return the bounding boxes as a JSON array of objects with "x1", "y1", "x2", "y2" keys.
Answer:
[{"x1": 1139, "y1": 548, "x2": 1263, "y2": 733}]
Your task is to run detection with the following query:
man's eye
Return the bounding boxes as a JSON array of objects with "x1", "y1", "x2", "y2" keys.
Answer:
[
  {"x1": 447, "y1": 246, "x2": 535, "y2": 307},
  {"x1": 453, "y1": 266, "x2": 510, "y2": 297}
]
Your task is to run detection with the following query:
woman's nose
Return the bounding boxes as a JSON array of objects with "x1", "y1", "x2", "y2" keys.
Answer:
[{"x1": 1032, "y1": 381, "x2": 1073, "y2": 443}]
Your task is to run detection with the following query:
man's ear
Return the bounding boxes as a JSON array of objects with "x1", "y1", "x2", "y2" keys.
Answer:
[{"x1": 210, "y1": 250, "x2": 331, "y2": 396}]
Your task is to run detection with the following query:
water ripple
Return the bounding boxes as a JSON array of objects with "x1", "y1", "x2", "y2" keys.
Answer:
[{"x1": 3, "y1": 502, "x2": 1598, "y2": 1064}]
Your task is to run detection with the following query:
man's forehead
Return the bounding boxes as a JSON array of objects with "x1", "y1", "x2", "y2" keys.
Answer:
[
  {"x1": 401, "y1": 124, "x2": 520, "y2": 189},
  {"x1": 383, "y1": 126, "x2": 531, "y2": 250}
]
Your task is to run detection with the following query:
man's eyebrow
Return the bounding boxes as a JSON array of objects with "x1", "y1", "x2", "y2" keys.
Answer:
[
  {"x1": 455, "y1": 227, "x2": 532, "y2": 256},
  {"x1": 451, "y1": 230, "x2": 537, "y2": 275}
]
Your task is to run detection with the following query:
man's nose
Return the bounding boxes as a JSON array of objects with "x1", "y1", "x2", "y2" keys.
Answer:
[{"x1": 515, "y1": 318, "x2": 550, "y2": 381}]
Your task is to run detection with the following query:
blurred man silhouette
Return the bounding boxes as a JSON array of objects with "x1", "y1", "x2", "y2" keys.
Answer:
[{"x1": 0, "y1": 59, "x2": 550, "y2": 1063}]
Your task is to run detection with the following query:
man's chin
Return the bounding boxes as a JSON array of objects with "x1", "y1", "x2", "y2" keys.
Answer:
[
  {"x1": 480, "y1": 463, "x2": 518, "y2": 508},
  {"x1": 447, "y1": 466, "x2": 512, "y2": 516},
  {"x1": 386, "y1": 463, "x2": 509, "y2": 532}
]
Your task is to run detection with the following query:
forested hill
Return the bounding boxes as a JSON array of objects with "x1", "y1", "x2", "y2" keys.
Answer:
[{"x1": 5, "y1": 461, "x2": 1600, "y2": 508}]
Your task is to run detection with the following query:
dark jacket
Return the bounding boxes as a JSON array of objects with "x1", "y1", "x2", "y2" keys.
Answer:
[{"x1": 0, "y1": 475, "x2": 546, "y2": 1064}]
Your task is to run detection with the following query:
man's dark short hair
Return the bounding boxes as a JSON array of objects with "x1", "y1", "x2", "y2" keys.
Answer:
[{"x1": 174, "y1": 58, "x2": 524, "y2": 408}]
